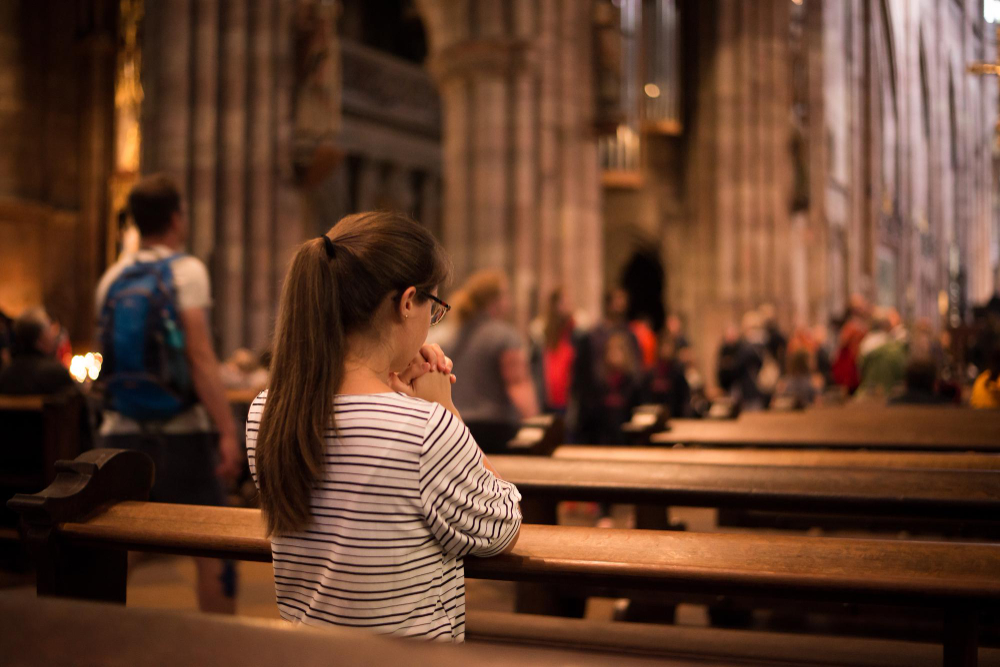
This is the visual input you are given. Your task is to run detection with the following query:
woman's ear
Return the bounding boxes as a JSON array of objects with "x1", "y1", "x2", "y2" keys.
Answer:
[{"x1": 399, "y1": 286, "x2": 418, "y2": 321}]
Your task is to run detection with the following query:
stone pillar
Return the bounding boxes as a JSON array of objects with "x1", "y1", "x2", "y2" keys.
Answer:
[
  {"x1": 417, "y1": 0, "x2": 603, "y2": 328},
  {"x1": 78, "y1": 22, "x2": 116, "y2": 341},
  {"x1": 273, "y1": 0, "x2": 303, "y2": 302},
  {"x1": 218, "y1": 0, "x2": 248, "y2": 355},
  {"x1": 191, "y1": 0, "x2": 219, "y2": 262},
  {"x1": 247, "y1": 0, "x2": 276, "y2": 351},
  {"x1": 157, "y1": 0, "x2": 191, "y2": 194},
  {"x1": 679, "y1": 0, "x2": 796, "y2": 383}
]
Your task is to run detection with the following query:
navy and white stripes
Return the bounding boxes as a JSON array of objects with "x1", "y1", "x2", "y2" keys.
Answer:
[{"x1": 246, "y1": 391, "x2": 521, "y2": 642}]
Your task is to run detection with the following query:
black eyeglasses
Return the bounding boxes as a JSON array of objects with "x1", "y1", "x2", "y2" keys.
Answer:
[{"x1": 421, "y1": 292, "x2": 451, "y2": 326}]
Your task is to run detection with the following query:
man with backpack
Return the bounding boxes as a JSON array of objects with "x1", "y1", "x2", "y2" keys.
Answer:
[{"x1": 96, "y1": 174, "x2": 240, "y2": 613}]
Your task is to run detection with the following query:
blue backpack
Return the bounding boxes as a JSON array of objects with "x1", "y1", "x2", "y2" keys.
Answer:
[{"x1": 98, "y1": 254, "x2": 195, "y2": 421}]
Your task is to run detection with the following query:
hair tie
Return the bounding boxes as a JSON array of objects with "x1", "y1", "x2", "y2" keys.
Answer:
[{"x1": 320, "y1": 235, "x2": 336, "y2": 259}]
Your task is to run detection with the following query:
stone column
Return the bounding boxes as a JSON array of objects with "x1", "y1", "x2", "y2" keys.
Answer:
[
  {"x1": 417, "y1": 0, "x2": 603, "y2": 327},
  {"x1": 679, "y1": 0, "x2": 797, "y2": 382},
  {"x1": 217, "y1": 0, "x2": 248, "y2": 355},
  {"x1": 273, "y1": 0, "x2": 303, "y2": 301},
  {"x1": 190, "y1": 0, "x2": 219, "y2": 262},
  {"x1": 157, "y1": 0, "x2": 191, "y2": 196},
  {"x1": 78, "y1": 22, "x2": 116, "y2": 340},
  {"x1": 247, "y1": 0, "x2": 276, "y2": 351}
]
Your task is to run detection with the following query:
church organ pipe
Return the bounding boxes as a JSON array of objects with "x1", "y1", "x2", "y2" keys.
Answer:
[
  {"x1": 599, "y1": 0, "x2": 641, "y2": 174},
  {"x1": 642, "y1": 0, "x2": 680, "y2": 132}
]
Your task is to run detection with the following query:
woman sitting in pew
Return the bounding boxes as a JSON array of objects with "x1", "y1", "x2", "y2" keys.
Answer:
[{"x1": 247, "y1": 212, "x2": 521, "y2": 642}]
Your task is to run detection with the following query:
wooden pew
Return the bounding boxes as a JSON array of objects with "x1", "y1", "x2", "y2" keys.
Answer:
[
  {"x1": 650, "y1": 408, "x2": 1000, "y2": 451},
  {"x1": 9, "y1": 449, "x2": 1000, "y2": 665},
  {"x1": 505, "y1": 414, "x2": 565, "y2": 456},
  {"x1": 488, "y1": 455, "x2": 1000, "y2": 523},
  {"x1": 552, "y1": 445, "x2": 1000, "y2": 471}
]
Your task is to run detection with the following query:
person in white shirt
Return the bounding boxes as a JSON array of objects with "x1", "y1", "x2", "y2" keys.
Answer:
[
  {"x1": 96, "y1": 174, "x2": 241, "y2": 613},
  {"x1": 248, "y1": 211, "x2": 521, "y2": 641}
]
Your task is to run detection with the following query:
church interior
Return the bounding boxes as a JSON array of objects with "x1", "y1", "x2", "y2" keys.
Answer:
[{"x1": 3, "y1": 1, "x2": 1000, "y2": 665}]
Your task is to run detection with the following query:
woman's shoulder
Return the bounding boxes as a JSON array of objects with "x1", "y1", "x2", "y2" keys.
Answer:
[
  {"x1": 334, "y1": 392, "x2": 439, "y2": 419},
  {"x1": 251, "y1": 390, "x2": 435, "y2": 414}
]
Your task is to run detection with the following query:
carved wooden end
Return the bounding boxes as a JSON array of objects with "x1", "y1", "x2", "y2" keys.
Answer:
[{"x1": 7, "y1": 449, "x2": 154, "y2": 604}]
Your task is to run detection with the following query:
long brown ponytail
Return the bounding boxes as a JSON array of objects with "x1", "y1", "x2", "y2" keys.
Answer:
[{"x1": 255, "y1": 212, "x2": 450, "y2": 536}]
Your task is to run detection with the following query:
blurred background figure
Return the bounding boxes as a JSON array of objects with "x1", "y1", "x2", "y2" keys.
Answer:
[
  {"x1": 971, "y1": 349, "x2": 1000, "y2": 409},
  {"x1": 0, "y1": 307, "x2": 77, "y2": 396},
  {"x1": 572, "y1": 289, "x2": 641, "y2": 443},
  {"x1": 759, "y1": 304, "x2": 787, "y2": 374},
  {"x1": 219, "y1": 348, "x2": 269, "y2": 392},
  {"x1": 645, "y1": 331, "x2": 691, "y2": 418},
  {"x1": 444, "y1": 270, "x2": 538, "y2": 452},
  {"x1": 716, "y1": 314, "x2": 769, "y2": 411},
  {"x1": 890, "y1": 357, "x2": 949, "y2": 406},
  {"x1": 774, "y1": 349, "x2": 817, "y2": 409},
  {"x1": 856, "y1": 308, "x2": 907, "y2": 399},
  {"x1": 590, "y1": 331, "x2": 643, "y2": 445},
  {"x1": 530, "y1": 288, "x2": 579, "y2": 416},
  {"x1": 830, "y1": 302, "x2": 868, "y2": 395}
]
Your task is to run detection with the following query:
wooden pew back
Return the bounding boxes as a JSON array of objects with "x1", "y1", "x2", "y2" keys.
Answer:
[
  {"x1": 553, "y1": 445, "x2": 1000, "y2": 470},
  {"x1": 489, "y1": 454, "x2": 1000, "y2": 523},
  {"x1": 652, "y1": 407, "x2": 1000, "y2": 451}
]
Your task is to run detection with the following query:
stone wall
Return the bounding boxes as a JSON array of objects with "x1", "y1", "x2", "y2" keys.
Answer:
[
  {"x1": 824, "y1": 0, "x2": 997, "y2": 324},
  {"x1": 0, "y1": 1, "x2": 114, "y2": 345},
  {"x1": 140, "y1": 0, "x2": 301, "y2": 356},
  {"x1": 602, "y1": 0, "x2": 998, "y2": 385}
]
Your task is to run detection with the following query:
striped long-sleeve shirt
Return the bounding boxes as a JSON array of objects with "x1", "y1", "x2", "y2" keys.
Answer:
[{"x1": 246, "y1": 391, "x2": 522, "y2": 642}]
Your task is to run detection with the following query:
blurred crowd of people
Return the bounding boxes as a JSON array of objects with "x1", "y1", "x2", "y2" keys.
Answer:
[
  {"x1": 425, "y1": 272, "x2": 1000, "y2": 448},
  {"x1": 711, "y1": 293, "x2": 1000, "y2": 414},
  {"x1": 5, "y1": 270, "x2": 1000, "y2": 450}
]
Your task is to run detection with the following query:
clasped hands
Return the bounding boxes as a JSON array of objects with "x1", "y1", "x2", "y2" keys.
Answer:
[{"x1": 388, "y1": 343, "x2": 456, "y2": 400}]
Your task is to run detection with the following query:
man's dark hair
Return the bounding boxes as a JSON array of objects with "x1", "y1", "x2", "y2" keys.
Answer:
[
  {"x1": 11, "y1": 308, "x2": 49, "y2": 357},
  {"x1": 127, "y1": 174, "x2": 181, "y2": 237}
]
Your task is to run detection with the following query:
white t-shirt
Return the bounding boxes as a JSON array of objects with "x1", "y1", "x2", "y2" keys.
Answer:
[
  {"x1": 246, "y1": 391, "x2": 522, "y2": 642},
  {"x1": 96, "y1": 245, "x2": 213, "y2": 434}
]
